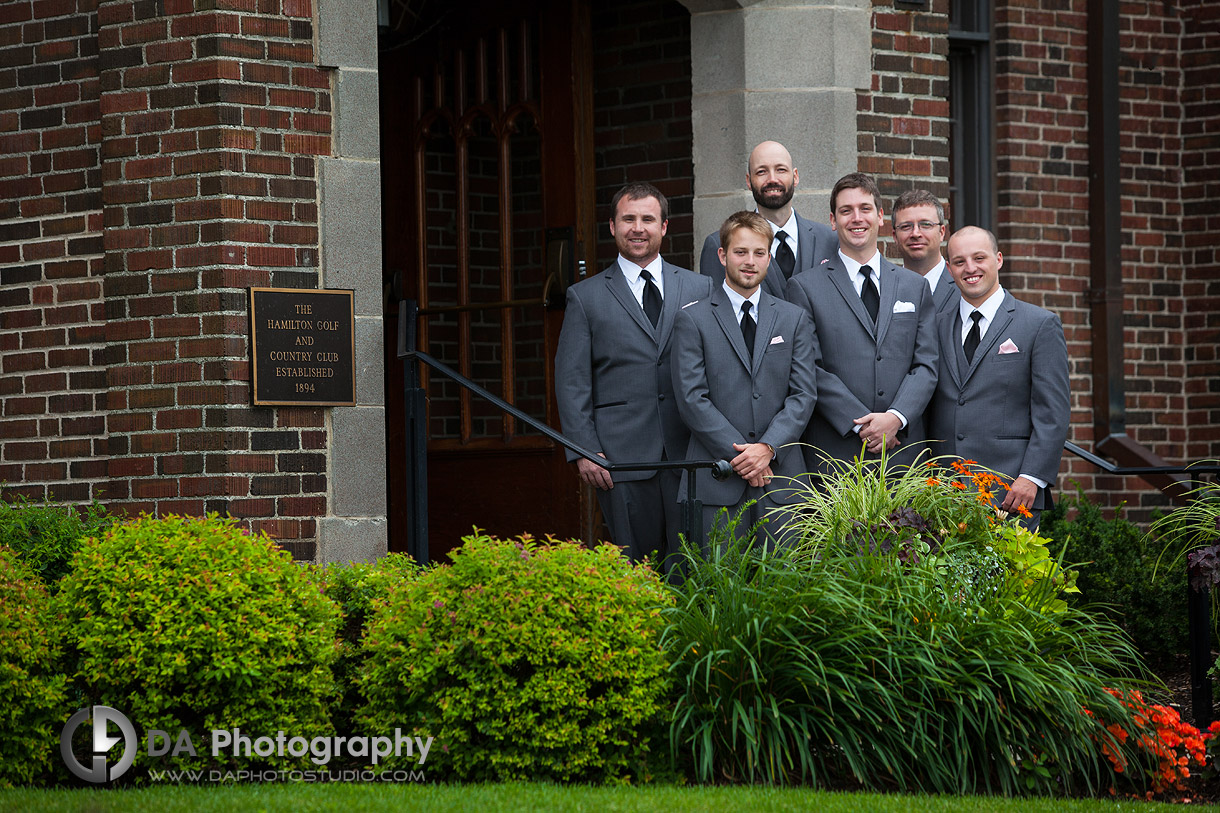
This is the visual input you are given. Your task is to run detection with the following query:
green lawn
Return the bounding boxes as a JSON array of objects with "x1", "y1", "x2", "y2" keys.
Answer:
[{"x1": 0, "y1": 784, "x2": 1190, "y2": 813}]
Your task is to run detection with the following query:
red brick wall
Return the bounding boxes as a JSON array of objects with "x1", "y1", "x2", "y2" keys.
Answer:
[
  {"x1": 861, "y1": 0, "x2": 951, "y2": 259},
  {"x1": 993, "y1": 0, "x2": 1218, "y2": 519},
  {"x1": 2, "y1": 1, "x2": 333, "y2": 559},
  {"x1": 1179, "y1": 0, "x2": 1220, "y2": 466},
  {"x1": 0, "y1": 0, "x2": 105, "y2": 504},
  {"x1": 591, "y1": 0, "x2": 693, "y2": 271}
]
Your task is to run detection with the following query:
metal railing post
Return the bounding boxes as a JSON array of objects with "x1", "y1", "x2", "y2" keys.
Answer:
[{"x1": 398, "y1": 300, "x2": 430, "y2": 565}]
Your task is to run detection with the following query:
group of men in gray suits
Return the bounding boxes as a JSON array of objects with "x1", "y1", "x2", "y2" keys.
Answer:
[{"x1": 555, "y1": 140, "x2": 1070, "y2": 565}]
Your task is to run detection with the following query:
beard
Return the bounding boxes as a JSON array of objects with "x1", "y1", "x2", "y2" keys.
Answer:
[{"x1": 751, "y1": 181, "x2": 794, "y2": 211}]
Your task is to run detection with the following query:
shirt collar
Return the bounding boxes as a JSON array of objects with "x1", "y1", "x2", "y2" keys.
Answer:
[
  {"x1": 764, "y1": 208, "x2": 798, "y2": 239},
  {"x1": 922, "y1": 257, "x2": 946, "y2": 293},
  {"x1": 959, "y1": 285, "x2": 1005, "y2": 325},
  {"x1": 721, "y1": 281, "x2": 761, "y2": 317},
  {"x1": 839, "y1": 248, "x2": 881, "y2": 278},
  {"x1": 617, "y1": 254, "x2": 664, "y2": 286}
]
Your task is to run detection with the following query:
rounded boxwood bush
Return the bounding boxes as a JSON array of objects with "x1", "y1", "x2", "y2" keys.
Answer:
[
  {"x1": 358, "y1": 532, "x2": 673, "y2": 782},
  {"x1": 57, "y1": 514, "x2": 340, "y2": 774},
  {"x1": 0, "y1": 545, "x2": 67, "y2": 787}
]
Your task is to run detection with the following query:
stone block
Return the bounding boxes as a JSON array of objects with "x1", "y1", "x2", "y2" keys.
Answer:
[
  {"x1": 319, "y1": 157, "x2": 382, "y2": 316},
  {"x1": 330, "y1": 405, "x2": 387, "y2": 517},
  {"x1": 317, "y1": 0, "x2": 377, "y2": 70},
  {"x1": 317, "y1": 516, "x2": 387, "y2": 564},
  {"x1": 336, "y1": 68, "x2": 381, "y2": 161}
]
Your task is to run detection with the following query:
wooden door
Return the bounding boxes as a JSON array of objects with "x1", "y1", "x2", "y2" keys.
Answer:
[{"x1": 381, "y1": 0, "x2": 596, "y2": 559}]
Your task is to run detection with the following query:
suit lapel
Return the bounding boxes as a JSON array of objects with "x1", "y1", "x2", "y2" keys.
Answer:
[
  {"x1": 655, "y1": 260, "x2": 683, "y2": 352},
  {"x1": 603, "y1": 264, "x2": 657, "y2": 341},
  {"x1": 710, "y1": 287, "x2": 752, "y2": 371},
  {"x1": 961, "y1": 291, "x2": 1016, "y2": 385},
  {"x1": 752, "y1": 293, "x2": 779, "y2": 375},
  {"x1": 824, "y1": 258, "x2": 876, "y2": 338},
  {"x1": 874, "y1": 258, "x2": 899, "y2": 346},
  {"x1": 946, "y1": 311, "x2": 967, "y2": 387},
  {"x1": 795, "y1": 212, "x2": 815, "y2": 274}
]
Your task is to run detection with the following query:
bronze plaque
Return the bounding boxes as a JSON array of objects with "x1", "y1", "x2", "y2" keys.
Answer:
[{"x1": 249, "y1": 287, "x2": 356, "y2": 406}]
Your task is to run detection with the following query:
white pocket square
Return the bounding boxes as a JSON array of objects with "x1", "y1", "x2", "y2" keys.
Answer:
[
  {"x1": 892, "y1": 300, "x2": 916, "y2": 314},
  {"x1": 769, "y1": 335, "x2": 785, "y2": 346},
  {"x1": 998, "y1": 339, "x2": 1020, "y2": 354},
  {"x1": 682, "y1": 300, "x2": 698, "y2": 309}
]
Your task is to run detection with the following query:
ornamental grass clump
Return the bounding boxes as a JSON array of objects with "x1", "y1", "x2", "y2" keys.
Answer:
[
  {"x1": 665, "y1": 456, "x2": 1154, "y2": 794},
  {"x1": 0, "y1": 545, "x2": 67, "y2": 787},
  {"x1": 57, "y1": 514, "x2": 340, "y2": 777},
  {"x1": 358, "y1": 531, "x2": 672, "y2": 783}
]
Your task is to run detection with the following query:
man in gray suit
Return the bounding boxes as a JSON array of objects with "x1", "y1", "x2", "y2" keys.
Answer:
[
  {"x1": 785, "y1": 173, "x2": 938, "y2": 474},
  {"x1": 892, "y1": 189, "x2": 960, "y2": 315},
  {"x1": 555, "y1": 182, "x2": 713, "y2": 565},
  {"x1": 927, "y1": 226, "x2": 1070, "y2": 528},
  {"x1": 698, "y1": 141, "x2": 838, "y2": 298},
  {"x1": 673, "y1": 211, "x2": 817, "y2": 549}
]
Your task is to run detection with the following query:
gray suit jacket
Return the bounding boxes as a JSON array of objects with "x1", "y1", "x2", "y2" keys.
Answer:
[
  {"x1": 672, "y1": 286, "x2": 817, "y2": 506},
  {"x1": 926, "y1": 291, "x2": 1070, "y2": 509},
  {"x1": 555, "y1": 260, "x2": 712, "y2": 482},
  {"x1": 929, "y1": 264, "x2": 961, "y2": 315},
  {"x1": 699, "y1": 212, "x2": 838, "y2": 299},
  {"x1": 785, "y1": 254, "x2": 938, "y2": 472}
]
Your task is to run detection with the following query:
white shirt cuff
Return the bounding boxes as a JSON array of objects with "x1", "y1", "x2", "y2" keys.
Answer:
[
  {"x1": 1018, "y1": 474, "x2": 1048, "y2": 489},
  {"x1": 886, "y1": 409, "x2": 908, "y2": 430}
]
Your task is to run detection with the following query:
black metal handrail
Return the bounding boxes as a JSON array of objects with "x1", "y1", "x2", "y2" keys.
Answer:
[
  {"x1": 395, "y1": 300, "x2": 730, "y2": 566},
  {"x1": 1062, "y1": 440, "x2": 1218, "y2": 728}
]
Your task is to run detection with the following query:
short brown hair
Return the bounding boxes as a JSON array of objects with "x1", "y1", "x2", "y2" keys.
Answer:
[
  {"x1": 892, "y1": 189, "x2": 945, "y2": 224},
  {"x1": 718, "y1": 210, "x2": 774, "y2": 251},
  {"x1": 610, "y1": 181, "x2": 669, "y2": 222},
  {"x1": 830, "y1": 172, "x2": 882, "y2": 213}
]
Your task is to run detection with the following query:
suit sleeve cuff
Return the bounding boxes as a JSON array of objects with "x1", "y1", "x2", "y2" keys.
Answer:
[
  {"x1": 887, "y1": 409, "x2": 908, "y2": 430},
  {"x1": 1018, "y1": 474, "x2": 1048, "y2": 489}
]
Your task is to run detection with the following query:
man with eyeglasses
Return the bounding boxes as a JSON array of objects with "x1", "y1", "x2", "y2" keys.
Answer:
[{"x1": 891, "y1": 190, "x2": 959, "y2": 315}]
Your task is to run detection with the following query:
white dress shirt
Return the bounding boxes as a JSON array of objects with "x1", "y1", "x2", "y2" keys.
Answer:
[{"x1": 618, "y1": 254, "x2": 664, "y2": 308}]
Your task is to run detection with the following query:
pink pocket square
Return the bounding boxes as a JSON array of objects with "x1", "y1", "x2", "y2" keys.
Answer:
[
  {"x1": 998, "y1": 339, "x2": 1020, "y2": 354},
  {"x1": 769, "y1": 335, "x2": 785, "y2": 346}
]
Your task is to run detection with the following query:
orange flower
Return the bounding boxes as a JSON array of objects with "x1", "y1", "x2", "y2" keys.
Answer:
[
  {"x1": 1016, "y1": 504, "x2": 1033, "y2": 519},
  {"x1": 926, "y1": 477, "x2": 941, "y2": 487},
  {"x1": 951, "y1": 480, "x2": 966, "y2": 490}
]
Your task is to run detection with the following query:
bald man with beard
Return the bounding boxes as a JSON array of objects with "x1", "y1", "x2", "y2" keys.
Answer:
[{"x1": 699, "y1": 140, "x2": 839, "y2": 298}]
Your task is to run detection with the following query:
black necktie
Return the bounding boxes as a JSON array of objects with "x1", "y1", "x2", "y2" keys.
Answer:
[
  {"x1": 859, "y1": 267, "x2": 879, "y2": 323},
  {"x1": 740, "y1": 301, "x2": 756, "y2": 360},
  {"x1": 640, "y1": 269, "x2": 662, "y2": 327},
  {"x1": 773, "y1": 230, "x2": 796, "y2": 279},
  {"x1": 964, "y1": 310, "x2": 983, "y2": 363}
]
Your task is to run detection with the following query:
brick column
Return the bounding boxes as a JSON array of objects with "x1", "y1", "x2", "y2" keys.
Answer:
[{"x1": 97, "y1": 0, "x2": 335, "y2": 558}]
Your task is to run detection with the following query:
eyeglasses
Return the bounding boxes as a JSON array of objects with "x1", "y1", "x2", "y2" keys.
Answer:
[{"x1": 894, "y1": 220, "x2": 942, "y2": 234}]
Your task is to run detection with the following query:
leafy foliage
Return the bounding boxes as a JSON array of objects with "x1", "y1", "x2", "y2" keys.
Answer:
[
  {"x1": 1042, "y1": 489, "x2": 1188, "y2": 664},
  {"x1": 665, "y1": 523, "x2": 1151, "y2": 793},
  {"x1": 0, "y1": 545, "x2": 67, "y2": 787},
  {"x1": 358, "y1": 532, "x2": 672, "y2": 783},
  {"x1": 0, "y1": 496, "x2": 112, "y2": 588},
  {"x1": 57, "y1": 514, "x2": 340, "y2": 776},
  {"x1": 310, "y1": 554, "x2": 419, "y2": 733}
]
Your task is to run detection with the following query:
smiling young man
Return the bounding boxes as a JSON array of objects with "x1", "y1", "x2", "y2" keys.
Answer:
[
  {"x1": 672, "y1": 211, "x2": 817, "y2": 550},
  {"x1": 891, "y1": 189, "x2": 959, "y2": 315},
  {"x1": 784, "y1": 172, "x2": 938, "y2": 475},
  {"x1": 555, "y1": 182, "x2": 712, "y2": 568},
  {"x1": 926, "y1": 226, "x2": 1070, "y2": 528},
  {"x1": 698, "y1": 141, "x2": 838, "y2": 298}
]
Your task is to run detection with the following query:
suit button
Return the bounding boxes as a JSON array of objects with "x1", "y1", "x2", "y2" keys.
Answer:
[
  {"x1": 748, "y1": 431, "x2": 756, "y2": 438},
  {"x1": 658, "y1": 394, "x2": 665, "y2": 401},
  {"x1": 753, "y1": 392, "x2": 760, "y2": 399},
  {"x1": 957, "y1": 433, "x2": 965, "y2": 441},
  {"x1": 878, "y1": 390, "x2": 884, "y2": 397},
  {"x1": 876, "y1": 356, "x2": 882, "y2": 362},
  {"x1": 958, "y1": 398, "x2": 966, "y2": 406},
  {"x1": 657, "y1": 360, "x2": 662, "y2": 366}
]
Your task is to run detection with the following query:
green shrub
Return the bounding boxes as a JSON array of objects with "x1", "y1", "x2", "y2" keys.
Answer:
[
  {"x1": 359, "y1": 532, "x2": 673, "y2": 783},
  {"x1": 57, "y1": 514, "x2": 340, "y2": 776},
  {"x1": 311, "y1": 553, "x2": 419, "y2": 733},
  {"x1": 665, "y1": 524, "x2": 1151, "y2": 793},
  {"x1": 1042, "y1": 489, "x2": 1188, "y2": 664},
  {"x1": 0, "y1": 496, "x2": 112, "y2": 588},
  {"x1": 0, "y1": 545, "x2": 67, "y2": 787}
]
